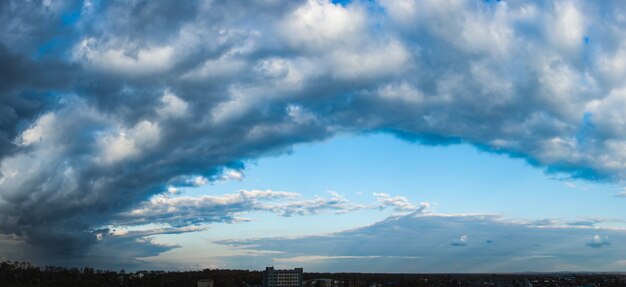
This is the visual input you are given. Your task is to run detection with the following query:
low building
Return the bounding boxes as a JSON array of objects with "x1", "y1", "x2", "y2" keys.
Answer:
[{"x1": 262, "y1": 267, "x2": 303, "y2": 287}]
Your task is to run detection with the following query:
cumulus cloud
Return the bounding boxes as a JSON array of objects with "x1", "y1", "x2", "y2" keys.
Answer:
[
  {"x1": 217, "y1": 213, "x2": 626, "y2": 272},
  {"x1": 4, "y1": 0, "x2": 626, "y2": 264}
]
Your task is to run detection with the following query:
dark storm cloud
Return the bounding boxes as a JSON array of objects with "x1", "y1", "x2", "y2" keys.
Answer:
[
  {"x1": 3, "y1": 0, "x2": 626, "y2": 265},
  {"x1": 0, "y1": 226, "x2": 195, "y2": 271},
  {"x1": 0, "y1": 44, "x2": 77, "y2": 160}
]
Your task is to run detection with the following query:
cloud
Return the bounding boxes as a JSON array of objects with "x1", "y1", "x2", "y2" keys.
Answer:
[
  {"x1": 0, "y1": 44, "x2": 77, "y2": 160},
  {"x1": 220, "y1": 169, "x2": 244, "y2": 181},
  {"x1": 587, "y1": 235, "x2": 610, "y2": 248},
  {"x1": 566, "y1": 217, "x2": 623, "y2": 227},
  {"x1": 110, "y1": 189, "x2": 412, "y2": 229},
  {"x1": 0, "y1": 225, "x2": 202, "y2": 271},
  {"x1": 373, "y1": 192, "x2": 429, "y2": 213},
  {"x1": 3, "y1": 0, "x2": 626, "y2": 264},
  {"x1": 267, "y1": 191, "x2": 367, "y2": 216},
  {"x1": 110, "y1": 189, "x2": 371, "y2": 228},
  {"x1": 450, "y1": 235, "x2": 468, "y2": 247},
  {"x1": 110, "y1": 189, "x2": 294, "y2": 228},
  {"x1": 217, "y1": 213, "x2": 626, "y2": 272}
]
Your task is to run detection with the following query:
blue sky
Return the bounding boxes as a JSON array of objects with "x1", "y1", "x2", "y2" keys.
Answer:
[
  {"x1": 3, "y1": 0, "x2": 626, "y2": 272},
  {"x1": 134, "y1": 133, "x2": 626, "y2": 271},
  {"x1": 195, "y1": 133, "x2": 622, "y2": 223}
]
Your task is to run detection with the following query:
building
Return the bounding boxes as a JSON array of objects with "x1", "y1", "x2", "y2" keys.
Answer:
[
  {"x1": 198, "y1": 279, "x2": 214, "y2": 287},
  {"x1": 262, "y1": 267, "x2": 303, "y2": 287},
  {"x1": 304, "y1": 278, "x2": 344, "y2": 287}
]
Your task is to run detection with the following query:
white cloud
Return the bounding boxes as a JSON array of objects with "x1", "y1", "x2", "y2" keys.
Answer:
[
  {"x1": 190, "y1": 176, "x2": 208, "y2": 186},
  {"x1": 281, "y1": 0, "x2": 366, "y2": 52},
  {"x1": 73, "y1": 38, "x2": 176, "y2": 75},
  {"x1": 166, "y1": 186, "x2": 180, "y2": 194},
  {"x1": 376, "y1": 82, "x2": 424, "y2": 104},
  {"x1": 19, "y1": 113, "x2": 56, "y2": 146},
  {"x1": 329, "y1": 41, "x2": 411, "y2": 80},
  {"x1": 113, "y1": 189, "x2": 367, "y2": 228},
  {"x1": 549, "y1": 1, "x2": 585, "y2": 53},
  {"x1": 98, "y1": 120, "x2": 160, "y2": 164},
  {"x1": 373, "y1": 192, "x2": 429, "y2": 213},
  {"x1": 378, "y1": 0, "x2": 418, "y2": 26},
  {"x1": 220, "y1": 169, "x2": 244, "y2": 181},
  {"x1": 157, "y1": 91, "x2": 188, "y2": 118}
]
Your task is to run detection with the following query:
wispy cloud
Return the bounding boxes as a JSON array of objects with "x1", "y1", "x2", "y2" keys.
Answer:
[
  {"x1": 110, "y1": 190, "x2": 427, "y2": 230},
  {"x1": 217, "y1": 213, "x2": 626, "y2": 272},
  {"x1": 111, "y1": 189, "x2": 371, "y2": 228},
  {"x1": 373, "y1": 192, "x2": 429, "y2": 213}
]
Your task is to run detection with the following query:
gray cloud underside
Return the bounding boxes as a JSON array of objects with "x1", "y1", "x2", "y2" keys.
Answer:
[
  {"x1": 0, "y1": 226, "x2": 204, "y2": 271},
  {"x1": 2, "y1": 0, "x2": 626, "y2": 262},
  {"x1": 217, "y1": 214, "x2": 626, "y2": 272}
]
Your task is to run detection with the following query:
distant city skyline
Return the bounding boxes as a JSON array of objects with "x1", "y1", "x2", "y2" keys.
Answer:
[{"x1": 2, "y1": 0, "x2": 626, "y2": 273}]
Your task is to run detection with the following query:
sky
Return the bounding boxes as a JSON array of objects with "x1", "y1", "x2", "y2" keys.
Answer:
[{"x1": 3, "y1": 0, "x2": 626, "y2": 273}]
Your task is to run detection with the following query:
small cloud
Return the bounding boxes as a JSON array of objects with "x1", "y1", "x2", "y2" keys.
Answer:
[
  {"x1": 373, "y1": 192, "x2": 429, "y2": 213},
  {"x1": 167, "y1": 186, "x2": 181, "y2": 194},
  {"x1": 587, "y1": 235, "x2": 610, "y2": 248},
  {"x1": 451, "y1": 235, "x2": 468, "y2": 247},
  {"x1": 220, "y1": 169, "x2": 244, "y2": 181},
  {"x1": 191, "y1": 176, "x2": 209, "y2": 186}
]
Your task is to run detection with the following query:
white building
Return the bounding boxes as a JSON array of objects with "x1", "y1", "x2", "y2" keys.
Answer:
[{"x1": 262, "y1": 267, "x2": 303, "y2": 287}]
